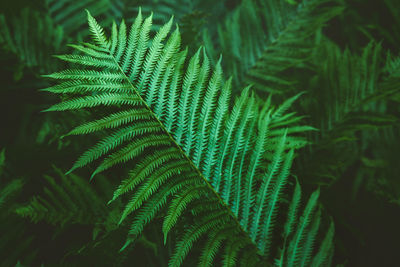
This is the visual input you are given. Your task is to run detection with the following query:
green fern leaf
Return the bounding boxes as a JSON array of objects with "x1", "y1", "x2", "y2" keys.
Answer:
[
  {"x1": 204, "y1": 0, "x2": 344, "y2": 92},
  {"x1": 43, "y1": 11, "x2": 329, "y2": 266}
]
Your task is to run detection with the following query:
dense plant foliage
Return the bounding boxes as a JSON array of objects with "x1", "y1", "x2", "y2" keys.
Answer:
[{"x1": 0, "y1": 0, "x2": 399, "y2": 266}]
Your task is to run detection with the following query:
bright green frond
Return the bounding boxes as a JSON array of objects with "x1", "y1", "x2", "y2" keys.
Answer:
[
  {"x1": 43, "y1": 10, "x2": 324, "y2": 266},
  {"x1": 311, "y1": 220, "x2": 335, "y2": 266},
  {"x1": 287, "y1": 188, "x2": 320, "y2": 266}
]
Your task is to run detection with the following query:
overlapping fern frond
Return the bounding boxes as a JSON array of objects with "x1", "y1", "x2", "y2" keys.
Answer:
[
  {"x1": 16, "y1": 166, "x2": 120, "y2": 234},
  {"x1": 0, "y1": 149, "x2": 23, "y2": 212},
  {"x1": 382, "y1": 50, "x2": 400, "y2": 101},
  {"x1": 0, "y1": 8, "x2": 64, "y2": 74},
  {"x1": 297, "y1": 40, "x2": 400, "y2": 184},
  {"x1": 0, "y1": 1, "x2": 130, "y2": 77},
  {"x1": 43, "y1": 10, "x2": 332, "y2": 266},
  {"x1": 0, "y1": 149, "x2": 37, "y2": 267},
  {"x1": 45, "y1": 0, "x2": 122, "y2": 37},
  {"x1": 204, "y1": 0, "x2": 344, "y2": 92},
  {"x1": 276, "y1": 185, "x2": 335, "y2": 267},
  {"x1": 310, "y1": 41, "x2": 395, "y2": 136}
]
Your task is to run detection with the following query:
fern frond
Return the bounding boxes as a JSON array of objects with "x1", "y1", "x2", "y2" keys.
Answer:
[
  {"x1": 162, "y1": 184, "x2": 209, "y2": 242},
  {"x1": 54, "y1": 54, "x2": 118, "y2": 69},
  {"x1": 45, "y1": 0, "x2": 118, "y2": 37},
  {"x1": 314, "y1": 41, "x2": 386, "y2": 135},
  {"x1": 286, "y1": 188, "x2": 320, "y2": 266},
  {"x1": 222, "y1": 236, "x2": 247, "y2": 267},
  {"x1": 169, "y1": 210, "x2": 231, "y2": 267},
  {"x1": 65, "y1": 110, "x2": 152, "y2": 136},
  {"x1": 297, "y1": 40, "x2": 400, "y2": 185},
  {"x1": 199, "y1": 226, "x2": 236, "y2": 267},
  {"x1": 204, "y1": 0, "x2": 344, "y2": 92},
  {"x1": 43, "y1": 93, "x2": 141, "y2": 112},
  {"x1": 118, "y1": 160, "x2": 192, "y2": 224},
  {"x1": 44, "y1": 11, "x2": 328, "y2": 266},
  {"x1": 110, "y1": 148, "x2": 182, "y2": 202},
  {"x1": 0, "y1": 179, "x2": 24, "y2": 209},
  {"x1": 15, "y1": 167, "x2": 117, "y2": 230},
  {"x1": 0, "y1": 8, "x2": 64, "y2": 74},
  {"x1": 124, "y1": 176, "x2": 199, "y2": 245},
  {"x1": 284, "y1": 179, "x2": 302, "y2": 239},
  {"x1": 311, "y1": 220, "x2": 335, "y2": 266}
]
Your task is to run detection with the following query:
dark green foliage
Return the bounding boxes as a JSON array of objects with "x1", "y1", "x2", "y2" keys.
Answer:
[
  {"x1": 0, "y1": 8, "x2": 64, "y2": 74},
  {"x1": 1, "y1": 0, "x2": 400, "y2": 266},
  {"x1": 295, "y1": 40, "x2": 400, "y2": 185},
  {"x1": 16, "y1": 166, "x2": 119, "y2": 229},
  {"x1": 44, "y1": 0, "x2": 119, "y2": 36},
  {"x1": 204, "y1": 0, "x2": 344, "y2": 92},
  {"x1": 0, "y1": 149, "x2": 36, "y2": 267}
]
